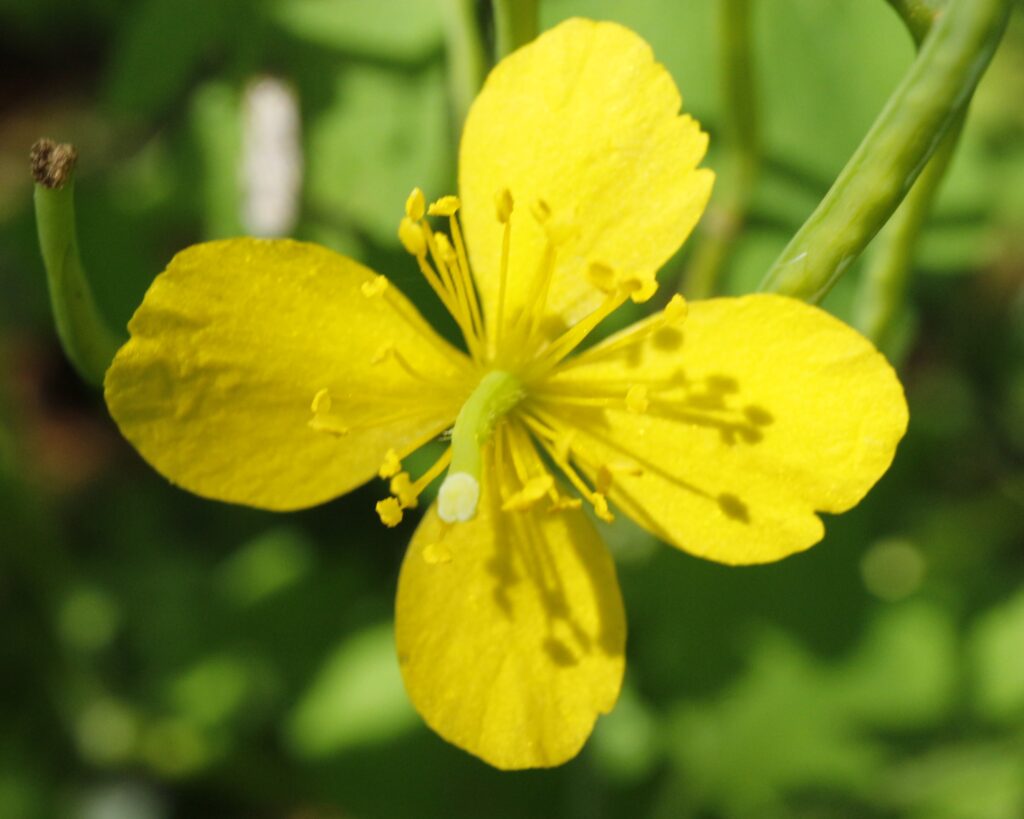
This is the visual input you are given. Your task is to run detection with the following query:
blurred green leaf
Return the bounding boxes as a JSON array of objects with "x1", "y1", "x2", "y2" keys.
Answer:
[
  {"x1": 104, "y1": 0, "x2": 235, "y2": 120},
  {"x1": 970, "y1": 588, "x2": 1024, "y2": 723},
  {"x1": 269, "y1": 0, "x2": 444, "y2": 60},
  {"x1": 189, "y1": 80, "x2": 244, "y2": 239},
  {"x1": 218, "y1": 526, "x2": 313, "y2": 608},
  {"x1": 666, "y1": 603, "x2": 956, "y2": 814},
  {"x1": 286, "y1": 623, "x2": 416, "y2": 757},
  {"x1": 876, "y1": 742, "x2": 1024, "y2": 819},
  {"x1": 305, "y1": 61, "x2": 451, "y2": 244},
  {"x1": 590, "y1": 682, "x2": 662, "y2": 784}
]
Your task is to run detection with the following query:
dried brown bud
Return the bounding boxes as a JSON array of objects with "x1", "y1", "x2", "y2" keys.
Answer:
[{"x1": 30, "y1": 139, "x2": 78, "y2": 189}]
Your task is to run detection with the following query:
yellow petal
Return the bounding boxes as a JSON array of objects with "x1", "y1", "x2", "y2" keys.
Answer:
[
  {"x1": 460, "y1": 18, "x2": 713, "y2": 334},
  {"x1": 540, "y1": 295, "x2": 909, "y2": 565},
  {"x1": 395, "y1": 439, "x2": 625, "y2": 769},
  {"x1": 105, "y1": 238, "x2": 471, "y2": 511}
]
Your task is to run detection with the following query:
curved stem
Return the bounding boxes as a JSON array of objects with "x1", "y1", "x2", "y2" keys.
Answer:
[
  {"x1": 681, "y1": 0, "x2": 759, "y2": 299},
  {"x1": 31, "y1": 140, "x2": 123, "y2": 386},
  {"x1": 443, "y1": 0, "x2": 488, "y2": 133},
  {"x1": 886, "y1": 0, "x2": 943, "y2": 45},
  {"x1": 493, "y1": 0, "x2": 538, "y2": 59},
  {"x1": 758, "y1": 0, "x2": 1010, "y2": 302}
]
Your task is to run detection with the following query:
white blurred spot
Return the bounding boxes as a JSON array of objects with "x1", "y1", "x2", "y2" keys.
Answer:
[{"x1": 241, "y1": 76, "x2": 303, "y2": 236}]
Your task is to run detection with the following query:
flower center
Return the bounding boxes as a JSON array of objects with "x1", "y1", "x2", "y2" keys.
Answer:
[{"x1": 322, "y1": 186, "x2": 694, "y2": 531}]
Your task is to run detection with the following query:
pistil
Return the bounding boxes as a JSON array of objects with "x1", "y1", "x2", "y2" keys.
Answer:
[{"x1": 437, "y1": 369, "x2": 524, "y2": 522}]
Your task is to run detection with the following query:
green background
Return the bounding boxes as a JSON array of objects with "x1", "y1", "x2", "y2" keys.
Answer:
[{"x1": 2, "y1": 1, "x2": 1024, "y2": 817}]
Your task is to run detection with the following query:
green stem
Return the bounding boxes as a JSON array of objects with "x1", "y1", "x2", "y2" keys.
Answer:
[
  {"x1": 854, "y1": 116, "x2": 962, "y2": 345},
  {"x1": 443, "y1": 0, "x2": 488, "y2": 133},
  {"x1": 681, "y1": 0, "x2": 759, "y2": 299},
  {"x1": 758, "y1": 0, "x2": 1009, "y2": 302},
  {"x1": 31, "y1": 140, "x2": 123, "y2": 386},
  {"x1": 493, "y1": 0, "x2": 539, "y2": 59}
]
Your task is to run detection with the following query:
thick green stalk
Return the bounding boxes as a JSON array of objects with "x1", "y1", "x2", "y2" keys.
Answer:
[
  {"x1": 31, "y1": 140, "x2": 123, "y2": 386},
  {"x1": 758, "y1": 0, "x2": 1009, "y2": 302},
  {"x1": 682, "y1": 0, "x2": 759, "y2": 299},
  {"x1": 443, "y1": 0, "x2": 488, "y2": 132},
  {"x1": 493, "y1": 0, "x2": 538, "y2": 59}
]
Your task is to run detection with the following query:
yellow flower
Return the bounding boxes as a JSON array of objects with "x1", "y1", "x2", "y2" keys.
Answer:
[{"x1": 103, "y1": 19, "x2": 908, "y2": 769}]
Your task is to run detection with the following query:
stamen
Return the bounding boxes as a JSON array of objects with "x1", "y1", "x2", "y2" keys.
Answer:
[
  {"x1": 361, "y1": 275, "x2": 389, "y2": 298},
  {"x1": 390, "y1": 472, "x2": 418, "y2": 508},
  {"x1": 309, "y1": 389, "x2": 349, "y2": 436},
  {"x1": 398, "y1": 216, "x2": 426, "y2": 257},
  {"x1": 524, "y1": 289, "x2": 627, "y2": 379},
  {"x1": 372, "y1": 345, "x2": 441, "y2": 387},
  {"x1": 421, "y1": 221, "x2": 482, "y2": 360},
  {"x1": 493, "y1": 188, "x2": 514, "y2": 356},
  {"x1": 502, "y1": 474, "x2": 554, "y2": 512},
  {"x1": 375, "y1": 446, "x2": 454, "y2": 527},
  {"x1": 405, "y1": 187, "x2": 426, "y2": 221},
  {"x1": 447, "y1": 211, "x2": 486, "y2": 355},
  {"x1": 389, "y1": 445, "x2": 453, "y2": 511},
  {"x1": 530, "y1": 287, "x2": 686, "y2": 377},
  {"x1": 376, "y1": 497, "x2": 403, "y2": 527},
  {"x1": 520, "y1": 412, "x2": 615, "y2": 523},
  {"x1": 428, "y1": 195, "x2": 460, "y2": 216},
  {"x1": 378, "y1": 448, "x2": 402, "y2": 478},
  {"x1": 664, "y1": 293, "x2": 689, "y2": 324},
  {"x1": 422, "y1": 541, "x2": 453, "y2": 565},
  {"x1": 626, "y1": 385, "x2": 650, "y2": 414}
]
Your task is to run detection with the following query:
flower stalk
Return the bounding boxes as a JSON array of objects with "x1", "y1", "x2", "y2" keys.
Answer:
[
  {"x1": 493, "y1": 0, "x2": 539, "y2": 59},
  {"x1": 442, "y1": 0, "x2": 488, "y2": 133},
  {"x1": 681, "y1": 0, "x2": 759, "y2": 299},
  {"x1": 758, "y1": 0, "x2": 1010, "y2": 302},
  {"x1": 31, "y1": 139, "x2": 122, "y2": 386}
]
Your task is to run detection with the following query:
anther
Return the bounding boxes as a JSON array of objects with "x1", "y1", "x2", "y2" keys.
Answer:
[
  {"x1": 592, "y1": 493, "x2": 614, "y2": 523},
  {"x1": 378, "y1": 448, "x2": 402, "y2": 479},
  {"x1": 531, "y1": 199, "x2": 551, "y2": 223},
  {"x1": 587, "y1": 262, "x2": 617, "y2": 294},
  {"x1": 502, "y1": 474, "x2": 555, "y2": 512},
  {"x1": 547, "y1": 492, "x2": 583, "y2": 512},
  {"x1": 626, "y1": 385, "x2": 650, "y2": 414},
  {"x1": 361, "y1": 275, "x2": 389, "y2": 298},
  {"x1": 390, "y1": 472, "x2": 419, "y2": 508},
  {"x1": 376, "y1": 497, "x2": 403, "y2": 527},
  {"x1": 664, "y1": 293, "x2": 689, "y2": 325},
  {"x1": 309, "y1": 388, "x2": 350, "y2": 436},
  {"x1": 398, "y1": 216, "x2": 426, "y2": 256},
  {"x1": 422, "y1": 541, "x2": 453, "y2": 565},
  {"x1": 428, "y1": 195, "x2": 460, "y2": 216},
  {"x1": 628, "y1": 279, "x2": 658, "y2": 304},
  {"x1": 495, "y1": 188, "x2": 514, "y2": 223},
  {"x1": 311, "y1": 388, "x2": 331, "y2": 414},
  {"x1": 405, "y1": 187, "x2": 425, "y2": 221}
]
